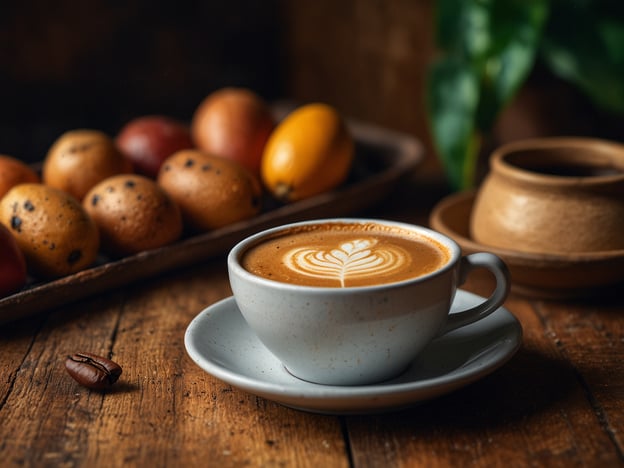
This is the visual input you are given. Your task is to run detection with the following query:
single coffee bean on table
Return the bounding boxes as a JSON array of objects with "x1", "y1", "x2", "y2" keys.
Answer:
[{"x1": 65, "y1": 352, "x2": 122, "y2": 390}]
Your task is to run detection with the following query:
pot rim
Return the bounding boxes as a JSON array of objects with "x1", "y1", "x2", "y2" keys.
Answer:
[{"x1": 491, "y1": 137, "x2": 624, "y2": 187}]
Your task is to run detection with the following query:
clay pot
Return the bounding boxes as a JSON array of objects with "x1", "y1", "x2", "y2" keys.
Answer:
[
  {"x1": 431, "y1": 191, "x2": 624, "y2": 299},
  {"x1": 470, "y1": 137, "x2": 624, "y2": 254}
]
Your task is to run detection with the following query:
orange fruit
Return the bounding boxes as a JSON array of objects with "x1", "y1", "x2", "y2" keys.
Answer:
[
  {"x1": 191, "y1": 87, "x2": 275, "y2": 175},
  {"x1": 261, "y1": 103, "x2": 354, "y2": 202},
  {"x1": 0, "y1": 155, "x2": 39, "y2": 199}
]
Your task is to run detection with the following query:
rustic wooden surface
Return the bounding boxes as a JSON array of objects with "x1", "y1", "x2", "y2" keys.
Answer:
[{"x1": 1, "y1": 175, "x2": 623, "y2": 468}]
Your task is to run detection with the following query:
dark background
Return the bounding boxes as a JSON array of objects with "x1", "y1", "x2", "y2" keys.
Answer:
[
  {"x1": 1, "y1": 0, "x2": 621, "y2": 176},
  {"x1": 0, "y1": 0, "x2": 285, "y2": 161}
]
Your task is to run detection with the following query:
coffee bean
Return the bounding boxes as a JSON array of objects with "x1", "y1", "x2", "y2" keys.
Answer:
[{"x1": 65, "y1": 352, "x2": 122, "y2": 390}]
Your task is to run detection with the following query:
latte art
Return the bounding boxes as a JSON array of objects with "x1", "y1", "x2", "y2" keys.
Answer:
[
  {"x1": 241, "y1": 222, "x2": 450, "y2": 287},
  {"x1": 284, "y1": 238, "x2": 408, "y2": 287}
]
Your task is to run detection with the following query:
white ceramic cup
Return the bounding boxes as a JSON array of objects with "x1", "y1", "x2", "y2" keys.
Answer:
[{"x1": 227, "y1": 218, "x2": 510, "y2": 386}]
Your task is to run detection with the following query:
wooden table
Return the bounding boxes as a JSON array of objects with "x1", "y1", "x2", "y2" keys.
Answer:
[{"x1": 1, "y1": 176, "x2": 623, "y2": 467}]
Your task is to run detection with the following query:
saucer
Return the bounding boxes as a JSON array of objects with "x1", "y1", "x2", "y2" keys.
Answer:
[
  {"x1": 184, "y1": 291, "x2": 522, "y2": 414},
  {"x1": 429, "y1": 191, "x2": 624, "y2": 299}
]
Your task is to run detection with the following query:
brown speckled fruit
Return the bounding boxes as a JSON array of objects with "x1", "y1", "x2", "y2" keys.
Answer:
[
  {"x1": 0, "y1": 155, "x2": 40, "y2": 199},
  {"x1": 83, "y1": 174, "x2": 182, "y2": 255},
  {"x1": 0, "y1": 183, "x2": 99, "y2": 278},
  {"x1": 43, "y1": 129, "x2": 132, "y2": 201},
  {"x1": 157, "y1": 149, "x2": 262, "y2": 231}
]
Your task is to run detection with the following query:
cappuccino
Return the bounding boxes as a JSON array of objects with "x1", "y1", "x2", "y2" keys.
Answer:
[
  {"x1": 229, "y1": 218, "x2": 510, "y2": 385},
  {"x1": 241, "y1": 222, "x2": 450, "y2": 287}
]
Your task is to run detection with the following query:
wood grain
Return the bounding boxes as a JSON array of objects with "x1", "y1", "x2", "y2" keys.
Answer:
[
  {"x1": 0, "y1": 260, "x2": 349, "y2": 466},
  {"x1": 1, "y1": 182, "x2": 624, "y2": 467},
  {"x1": 344, "y1": 279, "x2": 624, "y2": 467}
]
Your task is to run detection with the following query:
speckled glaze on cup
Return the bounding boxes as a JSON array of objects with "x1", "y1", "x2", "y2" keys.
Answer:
[
  {"x1": 471, "y1": 137, "x2": 624, "y2": 254},
  {"x1": 227, "y1": 218, "x2": 510, "y2": 386}
]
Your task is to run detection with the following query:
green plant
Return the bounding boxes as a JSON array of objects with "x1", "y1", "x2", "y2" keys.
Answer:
[{"x1": 427, "y1": 0, "x2": 624, "y2": 191}]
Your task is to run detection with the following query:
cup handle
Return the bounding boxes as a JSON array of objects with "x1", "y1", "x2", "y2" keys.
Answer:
[{"x1": 440, "y1": 252, "x2": 511, "y2": 335}]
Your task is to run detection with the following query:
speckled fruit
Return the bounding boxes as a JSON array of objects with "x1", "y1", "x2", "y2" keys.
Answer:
[
  {"x1": 83, "y1": 174, "x2": 183, "y2": 255},
  {"x1": 157, "y1": 149, "x2": 262, "y2": 231},
  {"x1": 0, "y1": 183, "x2": 100, "y2": 278},
  {"x1": 43, "y1": 129, "x2": 132, "y2": 201}
]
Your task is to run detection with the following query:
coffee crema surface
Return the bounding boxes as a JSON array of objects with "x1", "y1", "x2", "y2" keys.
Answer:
[{"x1": 241, "y1": 222, "x2": 450, "y2": 287}]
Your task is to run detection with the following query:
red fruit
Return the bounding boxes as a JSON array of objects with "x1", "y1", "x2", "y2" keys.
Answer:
[
  {"x1": 0, "y1": 223, "x2": 27, "y2": 297},
  {"x1": 191, "y1": 88, "x2": 275, "y2": 175},
  {"x1": 0, "y1": 155, "x2": 40, "y2": 199},
  {"x1": 116, "y1": 115, "x2": 194, "y2": 178}
]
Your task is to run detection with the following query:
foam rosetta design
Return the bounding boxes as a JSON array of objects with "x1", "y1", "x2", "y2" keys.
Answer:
[{"x1": 284, "y1": 238, "x2": 409, "y2": 287}]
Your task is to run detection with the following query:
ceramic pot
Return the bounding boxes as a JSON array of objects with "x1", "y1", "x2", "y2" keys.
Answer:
[{"x1": 470, "y1": 137, "x2": 624, "y2": 254}]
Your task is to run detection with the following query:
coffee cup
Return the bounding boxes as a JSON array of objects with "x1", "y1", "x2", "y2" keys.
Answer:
[{"x1": 227, "y1": 218, "x2": 510, "y2": 386}]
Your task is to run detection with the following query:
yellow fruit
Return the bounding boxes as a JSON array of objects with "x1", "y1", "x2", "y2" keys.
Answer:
[{"x1": 261, "y1": 103, "x2": 354, "y2": 202}]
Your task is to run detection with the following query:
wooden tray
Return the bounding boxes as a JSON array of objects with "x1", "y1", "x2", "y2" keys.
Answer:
[{"x1": 0, "y1": 118, "x2": 423, "y2": 324}]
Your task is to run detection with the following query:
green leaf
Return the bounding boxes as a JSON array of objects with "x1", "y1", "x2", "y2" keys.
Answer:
[
  {"x1": 426, "y1": 58, "x2": 480, "y2": 190},
  {"x1": 435, "y1": 0, "x2": 493, "y2": 61},
  {"x1": 427, "y1": 0, "x2": 548, "y2": 190},
  {"x1": 541, "y1": 1, "x2": 624, "y2": 114},
  {"x1": 477, "y1": 0, "x2": 549, "y2": 130}
]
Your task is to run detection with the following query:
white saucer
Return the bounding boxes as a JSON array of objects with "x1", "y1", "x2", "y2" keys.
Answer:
[{"x1": 184, "y1": 291, "x2": 522, "y2": 414}]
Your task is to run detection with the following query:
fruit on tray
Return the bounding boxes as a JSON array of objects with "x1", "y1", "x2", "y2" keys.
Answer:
[
  {"x1": 43, "y1": 129, "x2": 132, "y2": 201},
  {"x1": 83, "y1": 174, "x2": 183, "y2": 255},
  {"x1": 0, "y1": 87, "x2": 357, "y2": 292},
  {"x1": 0, "y1": 183, "x2": 100, "y2": 278},
  {"x1": 158, "y1": 149, "x2": 262, "y2": 231},
  {"x1": 261, "y1": 103, "x2": 354, "y2": 202},
  {"x1": 0, "y1": 155, "x2": 40, "y2": 199},
  {"x1": 116, "y1": 115, "x2": 194, "y2": 178},
  {"x1": 0, "y1": 223, "x2": 27, "y2": 296},
  {"x1": 191, "y1": 87, "x2": 275, "y2": 175}
]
